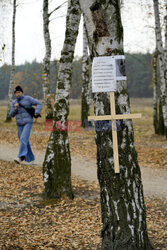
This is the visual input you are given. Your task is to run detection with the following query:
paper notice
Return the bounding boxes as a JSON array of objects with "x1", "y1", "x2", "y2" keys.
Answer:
[
  {"x1": 92, "y1": 56, "x2": 116, "y2": 93},
  {"x1": 92, "y1": 56, "x2": 127, "y2": 93}
]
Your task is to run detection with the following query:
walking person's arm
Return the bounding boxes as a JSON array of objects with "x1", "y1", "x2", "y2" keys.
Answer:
[
  {"x1": 9, "y1": 101, "x2": 19, "y2": 117},
  {"x1": 28, "y1": 96, "x2": 42, "y2": 115}
]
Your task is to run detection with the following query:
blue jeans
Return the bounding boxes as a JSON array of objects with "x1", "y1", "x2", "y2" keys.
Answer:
[{"x1": 17, "y1": 122, "x2": 35, "y2": 162}]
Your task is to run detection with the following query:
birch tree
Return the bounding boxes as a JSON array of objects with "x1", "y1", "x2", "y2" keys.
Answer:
[
  {"x1": 152, "y1": 50, "x2": 159, "y2": 134},
  {"x1": 42, "y1": 1, "x2": 66, "y2": 119},
  {"x1": 0, "y1": 1, "x2": 9, "y2": 62},
  {"x1": 81, "y1": 21, "x2": 91, "y2": 127},
  {"x1": 6, "y1": 0, "x2": 16, "y2": 122},
  {"x1": 42, "y1": 0, "x2": 81, "y2": 198},
  {"x1": 164, "y1": 3, "x2": 167, "y2": 71},
  {"x1": 79, "y1": 1, "x2": 153, "y2": 249},
  {"x1": 153, "y1": 0, "x2": 167, "y2": 136},
  {"x1": 42, "y1": 0, "x2": 53, "y2": 119}
]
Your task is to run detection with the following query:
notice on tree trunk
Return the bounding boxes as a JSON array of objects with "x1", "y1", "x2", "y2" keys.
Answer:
[
  {"x1": 92, "y1": 57, "x2": 116, "y2": 93},
  {"x1": 92, "y1": 56, "x2": 127, "y2": 93},
  {"x1": 115, "y1": 55, "x2": 126, "y2": 81}
]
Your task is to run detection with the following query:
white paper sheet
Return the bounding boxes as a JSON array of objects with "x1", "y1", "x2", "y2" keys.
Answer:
[
  {"x1": 92, "y1": 56, "x2": 127, "y2": 93},
  {"x1": 92, "y1": 56, "x2": 116, "y2": 93}
]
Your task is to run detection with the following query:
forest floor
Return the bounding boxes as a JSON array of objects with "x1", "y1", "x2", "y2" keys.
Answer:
[{"x1": 0, "y1": 98, "x2": 167, "y2": 249}]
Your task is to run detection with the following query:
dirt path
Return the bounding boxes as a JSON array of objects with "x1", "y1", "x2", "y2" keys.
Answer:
[{"x1": 0, "y1": 143, "x2": 167, "y2": 198}]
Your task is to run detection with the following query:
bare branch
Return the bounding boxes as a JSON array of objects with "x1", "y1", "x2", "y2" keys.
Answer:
[
  {"x1": 49, "y1": 14, "x2": 66, "y2": 22},
  {"x1": 48, "y1": 1, "x2": 67, "y2": 17}
]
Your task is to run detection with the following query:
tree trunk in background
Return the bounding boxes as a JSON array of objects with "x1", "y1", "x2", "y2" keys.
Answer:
[
  {"x1": 42, "y1": 0, "x2": 81, "y2": 199},
  {"x1": 79, "y1": 1, "x2": 153, "y2": 249},
  {"x1": 153, "y1": 0, "x2": 167, "y2": 137},
  {"x1": 42, "y1": 0, "x2": 53, "y2": 119},
  {"x1": 163, "y1": 5, "x2": 167, "y2": 134},
  {"x1": 81, "y1": 21, "x2": 91, "y2": 127},
  {"x1": 152, "y1": 51, "x2": 159, "y2": 134},
  {"x1": 6, "y1": 0, "x2": 16, "y2": 122},
  {"x1": 164, "y1": 4, "x2": 167, "y2": 67},
  {"x1": 158, "y1": 97, "x2": 165, "y2": 134}
]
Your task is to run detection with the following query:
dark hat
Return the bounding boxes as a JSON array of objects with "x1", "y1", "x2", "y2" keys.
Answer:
[{"x1": 14, "y1": 85, "x2": 23, "y2": 93}]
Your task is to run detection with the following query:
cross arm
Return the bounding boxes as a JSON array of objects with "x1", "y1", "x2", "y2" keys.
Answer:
[{"x1": 88, "y1": 113, "x2": 141, "y2": 121}]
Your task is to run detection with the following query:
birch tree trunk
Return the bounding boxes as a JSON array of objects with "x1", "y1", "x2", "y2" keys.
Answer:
[
  {"x1": 81, "y1": 21, "x2": 91, "y2": 127},
  {"x1": 152, "y1": 51, "x2": 159, "y2": 134},
  {"x1": 153, "y1": 0, "x2": 167, "y2": 137},
  {"x1": 42, "y1": 0, "x2": 81, "y2": 199},
  {"x1": 79, "y1": 1, "x2": 153, "y2": 249},
  {"x1": 6, "y1": 0, "x2": 16, "y2": 122},
  {"x1": 158, "y1": 97, "x2": 165, "y2": 134},
  {"x1": 164, "y1": 4, "x2": 167, "y2": 67},
  {"x1": 42, "y1": 0, "x2": 53, "y2": 119}
]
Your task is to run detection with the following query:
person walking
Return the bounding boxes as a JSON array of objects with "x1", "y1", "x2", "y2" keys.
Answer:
[{"x1": 9, "y1": 85, "x2": 42, "y2": 164}]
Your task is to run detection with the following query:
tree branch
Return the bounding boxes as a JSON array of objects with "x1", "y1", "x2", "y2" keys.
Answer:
[
  {"x1": 50, "y1": 15, "x2": 66, "y2": 22},
  {"x1": 48, "y1": 1, "x2": 67, "y2": 17}
]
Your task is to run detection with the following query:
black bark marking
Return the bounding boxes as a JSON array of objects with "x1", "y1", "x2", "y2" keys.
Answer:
[
  {"x1": 90, "y1": 1, "x2": 109, "y2": 43},
  {"x1": 106, "y1": 48, "x2": 113, "y2": 53}
]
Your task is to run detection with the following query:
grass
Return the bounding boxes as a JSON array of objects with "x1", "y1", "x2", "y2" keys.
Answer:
[
  {"x1": 0, "y1": 97, "x2": 153, "y2": 123},
  {"x1": 0, "y1": 98, "x2": 167, "y2": 169},
  {"x1": 0, "y1": 97, "x2": 160, "y2": 147},
  {"x1": 0, "y1": 98, "x2": 159, "y2": 137}
]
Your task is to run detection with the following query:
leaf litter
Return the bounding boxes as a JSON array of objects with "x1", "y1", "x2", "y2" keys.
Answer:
[
  {"x1": 0, "y1": 160, "x2": 166, "y2": 249},
  {"x1": 0, "y1": 103, "x2": 167, "y2": 248}
]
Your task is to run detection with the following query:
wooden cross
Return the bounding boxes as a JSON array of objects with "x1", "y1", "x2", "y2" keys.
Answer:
[{"x1": 88, "y1": 92, "x2": 141, "y2": 173}]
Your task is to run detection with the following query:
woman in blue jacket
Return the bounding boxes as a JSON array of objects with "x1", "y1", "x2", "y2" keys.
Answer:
[{"x1": 10, "y1": 85, "x2": 42, "y2": 164}]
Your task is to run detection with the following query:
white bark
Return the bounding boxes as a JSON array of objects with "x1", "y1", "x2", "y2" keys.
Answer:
[
  {"x1": 81, "y1": 20, "x2": 91, "y2": 127},
  {"x1": 6, "y1": 0, "x2": 16, "y2": 121},
  {"x1": 54, "y1": 0, "x2": 81, "y2": 123},
  {"x1": 42, "y1": 0, "x2": 53, "y2": 119},
  {"x1": 79, "y1": 1, "x2": 153, "y2": 249},
  {"x1": 153, "y1": 0, "x2": 167, "y2": 135},
  {"x1": 164, "y1": 4, "x2": 167, "y2": 66},
  {"x1": 43, "y1": 0, "x2": 81, "y2": 198}
]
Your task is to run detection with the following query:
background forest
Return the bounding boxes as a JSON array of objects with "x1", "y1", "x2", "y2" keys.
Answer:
[{"x1": 0, "y1": 53, "x2": 152, "y2": 100}]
